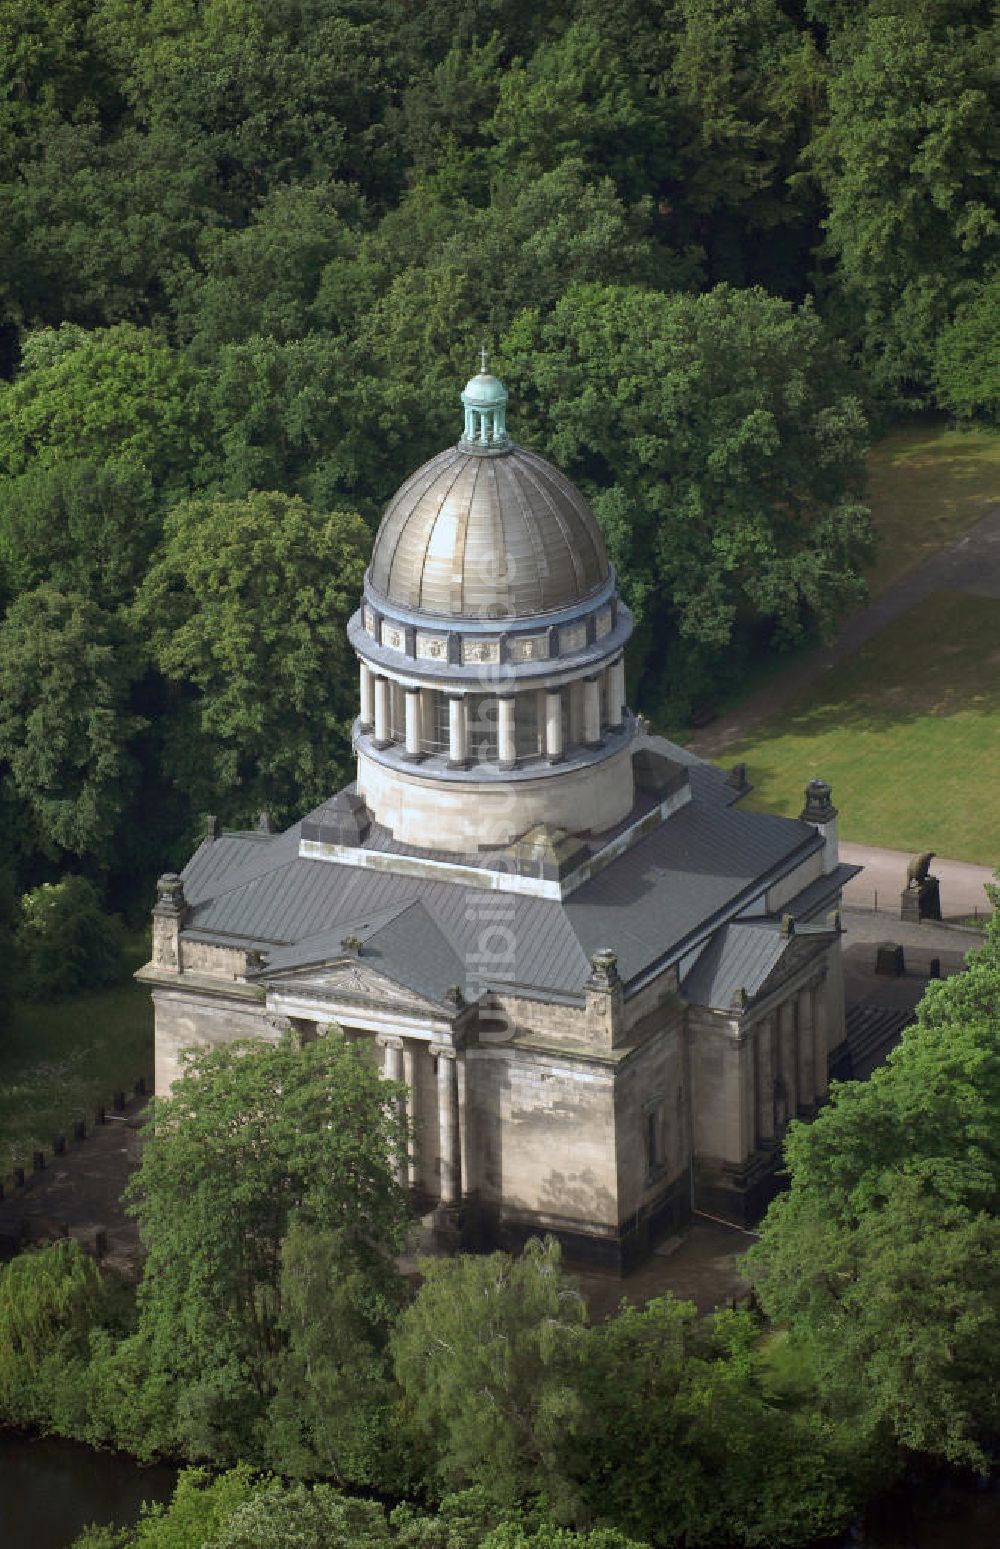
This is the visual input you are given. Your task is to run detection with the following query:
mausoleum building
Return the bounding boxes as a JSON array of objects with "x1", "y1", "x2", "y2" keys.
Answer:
[{"x1": 140, "y1": 363, "x2": 857, "y2": 1267}]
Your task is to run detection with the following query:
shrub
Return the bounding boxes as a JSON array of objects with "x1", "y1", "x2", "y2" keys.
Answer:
[{"x1": 16, "y1": 876, "x2": 124, "y2": 1000}]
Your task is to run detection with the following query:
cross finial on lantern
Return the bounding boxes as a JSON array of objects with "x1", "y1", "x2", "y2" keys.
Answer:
[{"x1": 480, "y1": 343, "x2": 488, "y2": 374}]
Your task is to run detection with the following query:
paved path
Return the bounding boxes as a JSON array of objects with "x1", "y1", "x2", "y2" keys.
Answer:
[
  {"x1": 839, "y1": 842, "x2": 995, "y2": 920},
  {"x1": 689, "y1": 502, "x2": 1000, "y2": 759}
]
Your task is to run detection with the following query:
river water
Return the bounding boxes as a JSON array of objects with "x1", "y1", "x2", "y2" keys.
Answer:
[
  {"x1": 0, "y1": 1432, "x2": 177, "y2": 1548},
  {"x1": 0, "y1": 1431, "x2": 995, "y2": 1549}
]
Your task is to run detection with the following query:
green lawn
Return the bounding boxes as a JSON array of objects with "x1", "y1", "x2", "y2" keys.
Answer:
[
  {"x1": 864, "y1": 424, "x2": 1000, "y2": 596},
  {"x1": 0, "y1": 936, "x2": 153, "y2": 1176},
  {"x1": 727, "y1": 592, "x2": 1000, "y2": 867}
]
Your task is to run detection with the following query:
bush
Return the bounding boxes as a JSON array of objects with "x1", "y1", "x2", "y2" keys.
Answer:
[{"x1": 16, "y1": 876, "x2": 124, "y2": 1000}]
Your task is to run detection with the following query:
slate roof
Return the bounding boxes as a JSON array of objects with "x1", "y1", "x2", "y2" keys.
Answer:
[
  {"x1": 680, "y1": 923, "x2": 793, "y2": 1011},
  {"x1": 179, "y1": 738, "x2": 825, "y2": 1006}
]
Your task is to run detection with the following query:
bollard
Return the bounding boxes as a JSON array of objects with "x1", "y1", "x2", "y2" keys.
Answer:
[
  {"x1": 53, "y1": 1134, "x2": 66, "y2": 1156},
  {"x1": 113, "y1": 1091, "x2": 126, "y2": 1112},
  {"x1": 134, "y1": 1076, "x2": 147, "y2": 1097},
  {"x1": 73, "y1": 1120, "x2": 86, "y2": 1143},
  {"x1": 929, "y1": 957, "x2": 941, "y2": 979},
  {"x1": 875, "y1": 942, "x2": 904, "y2": 977},
  {"x1": 93, "y1": 1228, "x2": 108, "y2": 1260},
  {"x1": 13, "y1": 1167, "x2": 24, "y2": 1187},
  {"x1": 95, "y1": 1106, "x2": 105, "y2": 1126},
  {"x1": 32, "y1": 1150, "x2": 45, "y2": 1171}
]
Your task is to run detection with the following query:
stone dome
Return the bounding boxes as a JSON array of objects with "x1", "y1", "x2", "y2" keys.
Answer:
[{"x1": 368, "y1": 441, "x2": 610, "y2": 619}]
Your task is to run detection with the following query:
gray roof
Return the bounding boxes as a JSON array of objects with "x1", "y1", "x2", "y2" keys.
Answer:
[
  {"x1": 180, "y1": 739, "x2": 823, "y2": 1005},
  {"x1": 368, "y1": 442, "x2": 608, "y2": 618},
  {"x1": 681, "y1": 923, "x2": 793, "y2": 1010}
]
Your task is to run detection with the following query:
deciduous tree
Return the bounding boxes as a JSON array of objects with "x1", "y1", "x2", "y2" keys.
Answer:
[
  {"x1": 133, "y1": 491, "x2": 370, "y2": 826},
  {"x1": 117, "y1": 1033, "x2": 408, "y2": 1464}
]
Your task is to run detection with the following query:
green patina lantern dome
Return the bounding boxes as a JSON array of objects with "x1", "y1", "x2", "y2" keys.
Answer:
[
  {"x1": 460, "y1": 348, "x2": 509, "y2": 447},
  {"x1": 462, "y1": 369, "x2": 507, "y2": 405}
]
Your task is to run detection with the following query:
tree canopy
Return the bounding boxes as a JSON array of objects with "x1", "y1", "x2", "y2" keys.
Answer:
[{"x1": 747, "y1": 894, "x2": 1000, "y2": 1470}]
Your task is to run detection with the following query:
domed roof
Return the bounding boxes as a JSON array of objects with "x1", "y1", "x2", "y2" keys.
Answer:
[
  {"x1": 462, "y1": 369, "x2": 506, "y2": 405},
  {"x1": 368, "y1": 441, "x2": 610, "y2": 619}
]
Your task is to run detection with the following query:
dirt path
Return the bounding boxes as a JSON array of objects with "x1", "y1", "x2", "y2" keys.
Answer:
[
  {"x1": 0, "y1": 1097, "x2": 146, "y2": 1275},
  {"x1": 688, "y1": 502, "x2": 1000, "y2": 760}
]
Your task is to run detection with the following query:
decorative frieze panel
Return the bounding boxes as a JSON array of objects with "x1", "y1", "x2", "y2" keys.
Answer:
[
  {"x1": 509, "y1": 633, "x2": 549, "y2": 663},
  {"x1": 416, "y1": 632, "x2": 449, "y2": 662},
  {"x1": 363, "y1": 604, "x2": 376, "y2": 635},
  {"x1": 462, "y1": 637, "x2": 501, "y2": 665},
  {"x1": 381, "y1": 621, "x2": 406, "y2": 653},
  {"x1": 594, "y1": 607, "x2": 612, "y2": 640},
  {"x1": 559, "y1": 621, "x2": 587, "y2": 654}
]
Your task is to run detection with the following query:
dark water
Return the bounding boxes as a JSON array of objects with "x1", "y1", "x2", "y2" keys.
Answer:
[
  {"x1": 0, "y1": 1433, "x2": 177, "y2": 1549},
  {"x1": 0, "y1": 1431, "x2": 994, "y2": 1549}
]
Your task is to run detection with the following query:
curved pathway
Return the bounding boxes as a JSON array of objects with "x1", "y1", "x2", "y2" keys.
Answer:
[
  {"x1": 839, "y1": 842, "x2": 995, "y2": 921},
  {"x1": 688, "y1": 503, "x2": 1000, "y2": 760}
]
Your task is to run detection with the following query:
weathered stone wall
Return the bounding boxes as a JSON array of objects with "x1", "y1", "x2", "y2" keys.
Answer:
[
  {"x1": 466, "y1": 1043, "x2": 618, "y2": 1234},
  {"x1": 152, "y1": 986, "x2": 275, "y2": 1095},
  {"x1": 180, "y1": 941, "x2": 249, "y2": 979},
  {"x1": 688, "y1": 1008, "x2": 754, "y2": 1168},
  {"x1": 614, "y1": 1008, "x2": 688, "y2": 1226},
  {"x1": 357, "y1": 743, "x2": 635, "y2": 851}
]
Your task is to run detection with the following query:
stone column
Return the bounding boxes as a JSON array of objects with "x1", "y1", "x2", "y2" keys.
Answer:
[
  {"x1": 797, "y1": 985, "x2": 815, "y2": 1114},
  {"x1": 447, "y1": 695, "x2": 468, "y2": 768},
  {"x1": 813, "y1": 978, "x2": 830, "y2": 1104},
  {"x1": 373, "y1": 675, "x2": 390, "y2": 748},
  {"x1": 583, "y1": 675, "x2": 602, "y2": 748},
  {"x1": 378, "y1": 1035, "x2": 407, "y2": 1186},
  {"x1": 755, "y1": 1013, "x2": 776, "y2": 1145},
  {"x1": 359, "y1": 661, "x2": 374, "y2": 731},
  {"x1": 498, "y1": 695, "x2": 516, "y2": 770},
  {"x1": 402, "y1": 1043, "x2": 418, "y2": 1188},
  {"x1": 432, "y1": 1046, "x2": 460, "y2": 1204},
  {"x1": 778, "y1": 997, "x2": 798, "y2": 1120},
  {"x1": 608, "y1": 657, "x2": 626, "y2": 730},
  {"x1": 544, "y1": 688, "x2": 564, "y2": 763},
  {"x1": 403, "y1": 687, "x2": 423, "y2": 761}
]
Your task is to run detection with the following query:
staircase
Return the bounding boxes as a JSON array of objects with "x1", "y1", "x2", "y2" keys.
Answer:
[{"x1": 835, "y1": 1003, "x2": 915, "y2": 1081}]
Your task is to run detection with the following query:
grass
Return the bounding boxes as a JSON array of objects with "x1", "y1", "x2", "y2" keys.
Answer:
[
  {"x1": 0, "y1": 934, "x2": 153, "y2": 1176},
  {"x1": 726, "y1": 591, "x2": 1000, "y2": 867},
  {"x1": 864, "y1": 423, "x2": 1000, "y2": 596}
]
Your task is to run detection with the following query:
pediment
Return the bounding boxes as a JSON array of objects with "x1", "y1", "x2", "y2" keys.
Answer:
[{"x1": 263, "y1": 955, "x2": 446, "y2": 1015}]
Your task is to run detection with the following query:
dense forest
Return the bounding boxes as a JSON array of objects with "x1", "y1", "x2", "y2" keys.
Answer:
[{"x1": 0, "y1": 0, "x2": 996, "y2": 925}]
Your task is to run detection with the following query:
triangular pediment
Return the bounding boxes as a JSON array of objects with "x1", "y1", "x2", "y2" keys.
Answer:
[{"x1": 262, "y1": 954, "x2": 448, "y2": 1015}]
